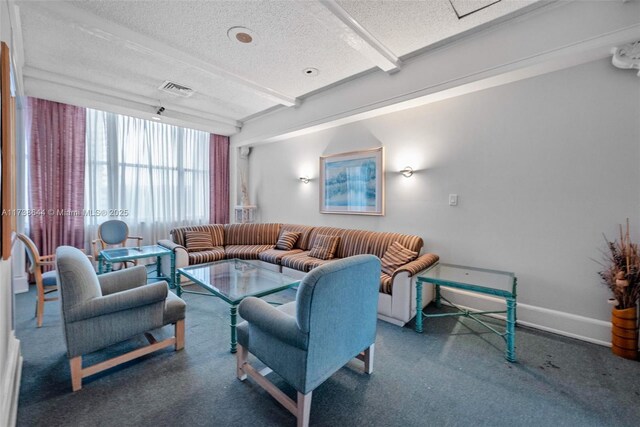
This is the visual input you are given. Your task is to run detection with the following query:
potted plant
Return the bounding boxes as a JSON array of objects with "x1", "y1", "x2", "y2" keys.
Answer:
[{"x1": 599, "y1": 219, "x2": 640, "y2": 360}]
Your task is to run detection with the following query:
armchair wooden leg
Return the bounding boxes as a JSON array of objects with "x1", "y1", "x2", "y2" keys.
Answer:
[
  {"x1": 296, "y1": 391, "x2": 312, "y2": 427},
  {"x1": 240, "y1": 357, "x2": 313, "y2": 426},
  {"x1": 364, "y1": 344, "x2": 374, "y2": 374},
  {"x1": 236, "y1": 344, "x2": 248, "y2": 381},
  {"x1": 175, "y1": 319, "x2": 185, "y2": 351},
  {"x1": 70, "y1": 356, "x2": 82, "y2": 392}
]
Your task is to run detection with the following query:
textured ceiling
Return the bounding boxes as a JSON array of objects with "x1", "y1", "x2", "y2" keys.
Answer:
[
  {"x1": 17, "y1": 0, "x2": 539, "y2": 135},
  {"x1": 337, "y1": 0, "x2": 535, "y2": 57}
]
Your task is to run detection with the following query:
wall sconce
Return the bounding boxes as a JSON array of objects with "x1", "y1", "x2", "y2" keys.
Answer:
[
  {"x1": 400, "y1": 166, "x2": 414, "y2": 178},
  {"x1": 299, "y1": 176, "x2": 310, "y2": 184}
]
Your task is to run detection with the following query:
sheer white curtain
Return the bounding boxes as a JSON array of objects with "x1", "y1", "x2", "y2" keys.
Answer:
[{"x1": 85, "y1": 109, "x2": 210, "y2": 250}]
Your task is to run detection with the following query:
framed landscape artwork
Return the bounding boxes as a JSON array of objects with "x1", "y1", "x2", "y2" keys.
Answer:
[{"x1": 320, "y1": 147, "x2": 384, "y2": 215}]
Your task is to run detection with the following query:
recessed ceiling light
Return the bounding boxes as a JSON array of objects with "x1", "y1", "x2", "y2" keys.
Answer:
[
  {"x1": 228, "y1": 27, "x2": 256, "y2": 45},
  {"x1": 303, "y1": 67, "x2": 319, "y2": 77}
]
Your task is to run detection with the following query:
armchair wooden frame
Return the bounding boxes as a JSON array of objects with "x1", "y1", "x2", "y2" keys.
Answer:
[
  {"x1": 236, "y1": 344, "x2": 374, "y2": 427},
  {"x1": 70, "y1": 319, "x2": 185, "y2": 392}
]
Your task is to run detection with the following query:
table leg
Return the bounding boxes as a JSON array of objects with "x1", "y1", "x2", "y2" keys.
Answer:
[
  {"x1": 505, "y1": 297, "x2": 516, "y2": 362},
  {"x1": 156, "y1": 256, "x2": 162, "y2": 281},
  {"x1": 98, "y1": 257, "x2": 103, "y2": 274},
  {"x1": 435, "y1": 284, "x2": 442, "y2": 309},
  {"x1": 230, "y1": 304, "x2": 238, "y2": 354},
  {"x1": 513, "y1": 277, "x2": 518, "y2": 327},
  {"x1": 170, "y1": 251, "x2": 176, "y2": 289},
  {"x1": 415, "y1": 281, "x2": 423, "y2": 333},
  {"x1": 106, "y1": 262, "x2": 112, "y2": 273},
  {"x1": 176, "y1": 273, "x2": 182, "y2": 298}
]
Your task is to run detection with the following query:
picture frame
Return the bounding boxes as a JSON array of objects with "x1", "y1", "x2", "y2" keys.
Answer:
[
  {"x1": 0, "y1": 42, "x2": 13, "y2": 260},
  {"x1": 319, "y1": 147, "x2": 384, "y2": 215}
]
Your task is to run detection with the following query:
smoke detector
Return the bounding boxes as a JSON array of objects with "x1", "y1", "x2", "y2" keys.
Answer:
[{"x1": 158, "y1": 81, "x2": 195, "y2": 97}]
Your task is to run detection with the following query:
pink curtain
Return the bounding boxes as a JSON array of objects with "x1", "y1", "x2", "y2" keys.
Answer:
[
  {"x1": 210, "y1": 134, "x2": 229, "y2": 224},
  {"x1": 28, "y1": 97, "x2": 86, "y2": 256}
]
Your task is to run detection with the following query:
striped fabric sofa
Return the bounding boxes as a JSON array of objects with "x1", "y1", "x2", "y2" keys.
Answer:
[{"x1": 158, "y1": 223, "x2": 439, "y2": 327}]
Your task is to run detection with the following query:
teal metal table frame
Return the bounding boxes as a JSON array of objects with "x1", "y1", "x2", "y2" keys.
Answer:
[
  {"x1": 177, "y1": 259, "x2": 300, "y2": 354},
  {"x1": 97, "y1": 244, "x2": 176, "y2": 288},
  {"x1": 416, "y1": 263, "x2": 517, "y2": 362}
]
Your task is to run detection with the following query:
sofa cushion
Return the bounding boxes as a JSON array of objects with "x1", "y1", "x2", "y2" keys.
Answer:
[
  {"x1": 308, "y1": 227, "x2": 346, "y2": 253},
  {"x1": 281, "y1": 251, "x2": 341, "y2": 272},
  {"x1": 366, "y1": 232, "x2": 423, "y2": 259},
  {"x1": 308, "y1": 227, "x2": 386, "y2": 258},
  {"x1": 172, "y1": 225, "x2": 224, "y2": 247},
  {"x1": 275, "y1": 231, "x2": 300, "y2": 251},
  {"x1": 281, "y1": 251, "x2": 317, "y2": 272},
  {"x1": 224, "y1": 223, "x2": 281, "y2": 245},
  {"x1": 309, "y1": 235, "x2": 340, "y2": 260},
  {"x1": 184, "y1": 231, "x2": 214, "y2": 252},
  {"x1": 381, "y1": 241, "x2": 419, "y2": 276},
  {"x1": 188, "y1": 247, "x2": 225, "y2": 265},
  {"x1": 380, "y1": 273, "x2": 393, "y2": 295},
  {"x1": 225, "y1": 245, "x2": 275, "y2": 260},
  {"x1": 259, "y1": 248, "x2": 303, "y2": 264},
  {"x1": 280, "y1": 224, "x2": 315, "y2": 249},
  {"x1": 306, "y1": 256, "x2": 337, "y2": 271}
]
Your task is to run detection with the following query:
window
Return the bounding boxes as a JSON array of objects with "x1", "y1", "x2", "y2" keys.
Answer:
[{"x1": 85, "y1": 109, "x2": 210, "y2": 246}]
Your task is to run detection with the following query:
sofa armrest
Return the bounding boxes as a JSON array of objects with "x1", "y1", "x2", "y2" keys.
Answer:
[
  {"x1": 239, "y1": 297, "x2": 308, "y2": 350},
  {"x1": 394, "y1": 253, "x2": 439, "y2": 277},
  {"x1": 66, "y1": 281, "x2": 168, "y2": 322},
  {"x1": 98, "y1": 265, "x2": 148, "y2": 295},
  {"x1": 158, "y1": 239, "x2": 183, "y2": 251},
  {"x1": 158, "y1": 239, "x2": 189, "y2": 273}
]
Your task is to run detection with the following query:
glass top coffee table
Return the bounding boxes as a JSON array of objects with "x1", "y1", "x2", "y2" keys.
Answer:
[
  {"x1": 416, "y1": 263, "x2": 517, "y2": 362},
  {"x1": 177, "y1": 259, "x2": 301, "y2": 353}
]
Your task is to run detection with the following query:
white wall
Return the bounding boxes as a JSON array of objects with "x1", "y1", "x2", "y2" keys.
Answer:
[
  {"x1": 1, "y1": 1, "x2": 22, "y2": 425},
  {"x1": 249, "y1": 58, "x2": 640, "y2": 344}
]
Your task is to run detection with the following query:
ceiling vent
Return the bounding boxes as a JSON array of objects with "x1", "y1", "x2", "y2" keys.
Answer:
[{"x1": 158, "y1": 81, "x2": 195, "y2": 97}]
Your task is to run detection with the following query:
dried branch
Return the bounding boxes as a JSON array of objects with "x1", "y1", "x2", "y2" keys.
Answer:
[{"x1": 599, "y1": 222, "x2": 640, "y2": 309}]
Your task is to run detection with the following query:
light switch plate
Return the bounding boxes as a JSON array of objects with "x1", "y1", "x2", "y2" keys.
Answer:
[{"x1": 449, "y1": 194, "x2": 458, "y2": 206}]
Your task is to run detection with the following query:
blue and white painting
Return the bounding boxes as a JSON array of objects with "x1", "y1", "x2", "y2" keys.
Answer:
[{"x1": 320, "y1": 148, "x2": 384, "y2": 215}]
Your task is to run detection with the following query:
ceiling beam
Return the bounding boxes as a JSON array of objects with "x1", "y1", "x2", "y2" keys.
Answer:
[
  {"x1": 316, "y1": 0, "x2": 401, "y2": 73},
  {"x1": 31, "y1": 1, "x2": 299, "y2": 107},
  {"x1": 232, "y1": 1, "x2": 640, "y2": 147},
  {"x1": 25, "y1": 76, "x2": 240, "y2": 136},
  {"x1": 23, "y1": 66, "x2": 241, "y2": 128}
]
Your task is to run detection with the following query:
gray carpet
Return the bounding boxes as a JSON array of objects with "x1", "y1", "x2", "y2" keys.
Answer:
[{"x1": 14, "y1": 284, "x2": 640, "y2": 427}]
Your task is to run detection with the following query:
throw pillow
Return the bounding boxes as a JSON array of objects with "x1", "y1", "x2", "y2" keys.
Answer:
[
  {"x1": 275, "y1": 231, "x2": 301, "y2": 251},
  {"x1": 309, "y1": 235, "x2": 340, "y2": 260},
  {"x1": 380, "y1": 241, "x2": 418, "y2": 276},
  {"x1": 185, "y1": 231, "x2": 214, "y2": 252}
]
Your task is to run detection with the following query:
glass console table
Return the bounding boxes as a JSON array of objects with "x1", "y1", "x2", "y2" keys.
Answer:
[
  {"x1": 416, "y1": 263, "x2": 517, "y2": 362},
  {"x1": 97, "y1": 244, "x2": 176, "y2": 288}
]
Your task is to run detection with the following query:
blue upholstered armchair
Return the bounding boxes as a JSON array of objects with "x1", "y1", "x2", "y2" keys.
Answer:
[
  {"x1": 236, "y1": 254, "x2": 380, "y2": 427},
  {"x1": 55, "y1": 246, "x2": 186, "y2": 391}
]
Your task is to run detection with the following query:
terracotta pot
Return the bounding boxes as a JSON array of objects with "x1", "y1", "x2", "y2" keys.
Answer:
[{"x1": 611, "y1": 307, "x2": 638, "y2": 360}]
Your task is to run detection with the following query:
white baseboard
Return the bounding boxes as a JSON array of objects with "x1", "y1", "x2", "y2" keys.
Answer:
[
  {"x1": 438, "y1": 288, "x2": 611, "y2": 347},
  {"x1": 12, "y1": 275, "x2": 28, "y2": 294},
  {"x1": 1, "y1": 332, "x2": 22, "y2": 427}
]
